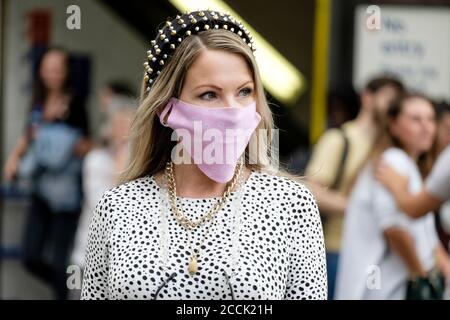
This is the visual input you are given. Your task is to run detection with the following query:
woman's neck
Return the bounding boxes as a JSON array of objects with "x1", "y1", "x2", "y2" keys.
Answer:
[
  {"x1": 354, "y1": 109, "x2": 376, "y2": 136},
  {"x1": 406, "y1": 150, "x2": 420, "y2": 161},
  {"x1": 46, "y1": 89, "x2": 65, "y2": 100},
  {"x1": 173, "y1": 163, "x2": 227, "y2": 198},
  {"x1": 397, "y1": 145, "x2": 420, "y2": 161},
  {"x1": 154, "y1": 161, "x2": 250, "y2": 198}
]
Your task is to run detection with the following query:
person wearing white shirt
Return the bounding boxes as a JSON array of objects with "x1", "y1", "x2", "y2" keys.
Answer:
[{"x1": 336, "y1": 94, "x2": 450, "y2": 300}]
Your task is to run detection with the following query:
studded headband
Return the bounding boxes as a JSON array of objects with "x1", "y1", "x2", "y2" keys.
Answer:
[{"x1": 143, "y1": 10, "x2": 255, "y2": 93}]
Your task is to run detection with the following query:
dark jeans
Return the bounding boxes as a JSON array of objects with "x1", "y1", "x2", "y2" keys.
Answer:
[
  {"x1": 21, "y1": 194, "x2": 80, "y2": 300},
  {"x1": 326, "y1": 252, "x2": 340, "y2": 300}
]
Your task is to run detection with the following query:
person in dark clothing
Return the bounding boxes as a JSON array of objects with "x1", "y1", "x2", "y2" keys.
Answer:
[{"x1": 3, "y1": 46, "x2": 91, "y2": 299}]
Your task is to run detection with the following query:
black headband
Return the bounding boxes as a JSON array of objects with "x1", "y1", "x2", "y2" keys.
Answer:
[{"x1": 143, "y1": 10, "x2": 255, "y2": 93}]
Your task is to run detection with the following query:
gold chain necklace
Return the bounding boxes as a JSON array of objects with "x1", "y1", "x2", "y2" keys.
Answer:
[{"x1": 165, "y1": 160, "x2": 243, "y2": 275}]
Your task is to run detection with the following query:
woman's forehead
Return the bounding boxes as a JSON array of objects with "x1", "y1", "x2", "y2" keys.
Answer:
[
  {"x1": 42, "y1": 51, "x2": 66, "y2": 67},
  {"x1": 399, "y1": 100, "x2": 435, "y2": 119},
  {"x1": 185, "y1": 50, "x2": 253, "y2": 87},
  {"x1": 403, "y1": 97, "x2": 433, "y2": 111}
]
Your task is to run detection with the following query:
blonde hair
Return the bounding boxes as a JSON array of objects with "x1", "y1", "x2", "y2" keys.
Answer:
[{"x1": 121, "y1": 29, "x2": 296, "y2": 183}]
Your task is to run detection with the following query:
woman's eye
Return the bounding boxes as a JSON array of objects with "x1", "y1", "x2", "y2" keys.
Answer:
[
  {"x1": 200, "y1": 91, "x2": 216, "y2": 100},
  {"x1": 239, "y1": 87, "x2": 253, "y2": 97}
]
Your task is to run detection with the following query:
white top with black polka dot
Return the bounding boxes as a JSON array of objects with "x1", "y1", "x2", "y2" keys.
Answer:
[{"x1": 81, "y1": 170, "x2": 327, "y2": 300}]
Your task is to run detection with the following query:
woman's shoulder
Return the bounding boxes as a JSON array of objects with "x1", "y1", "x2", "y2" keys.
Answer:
[
  {"x1": 381, "y1": 147, "x2": 416, "y2": 174},
  {"x1": 382, "y1": 146, "x2": 409, "y2": 159},
  {"x1": 89, "y1": 176, "x2": 156, "y2": 233},
  {"x1": 97, "y1": 175, "x2": 155, "y2": 204},
  {"x1": 251, "y1": 169, "x2": 316, "y2": 203},
  {"x1": 252, "y1": 170, "x2": 321, "y2": 238}
]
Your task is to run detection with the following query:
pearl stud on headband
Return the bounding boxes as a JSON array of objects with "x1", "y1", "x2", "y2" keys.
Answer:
[{"x1": 143, "y1": 10, "x2": 255, "y2": 93}]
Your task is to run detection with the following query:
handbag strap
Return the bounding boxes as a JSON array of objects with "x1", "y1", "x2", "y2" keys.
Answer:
[{"x1": 330, "y1": 128, "x2": 349, "y2": 190}]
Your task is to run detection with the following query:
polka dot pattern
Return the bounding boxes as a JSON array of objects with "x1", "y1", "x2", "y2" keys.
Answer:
[{"x1": 80, "y1": 170, "x2": 327, "y2": 300}]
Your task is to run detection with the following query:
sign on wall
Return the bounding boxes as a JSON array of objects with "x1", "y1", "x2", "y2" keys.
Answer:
[{"x1": 353, "y1": 5, "x2": 450, "y2": 101}]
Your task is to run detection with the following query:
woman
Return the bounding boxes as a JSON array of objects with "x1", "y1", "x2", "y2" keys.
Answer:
[
  {"x1": 70, "y1": 99, "x2": 136, "y2": 286},
  {"x1": 335, "y1": 94, "x2": 449, "y2": 299},
  {"x1": 375, "y1": 102, "x2": 450, "y2": 220},
  {"x1": 81, "y1": 10, "x2": 327, "y2": 300},
  {"x1": 3, "y1": 47, "x2": 91, "y2": 299}
]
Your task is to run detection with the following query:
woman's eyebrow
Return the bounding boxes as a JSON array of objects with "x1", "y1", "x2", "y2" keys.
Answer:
[
  {"x1": 193, "y1": 80, "x2": 254, "y2": 91},
  {"x1": 238, "y1": 80, "x2": 254, "y2": 88},
  {"x1": 193, "y1": 84, "x2": 223, "y2": 91}
]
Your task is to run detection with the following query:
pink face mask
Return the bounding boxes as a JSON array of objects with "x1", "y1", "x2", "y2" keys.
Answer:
[{"x1": 158, "y1": 97, "x2": 262, "y2": 183}]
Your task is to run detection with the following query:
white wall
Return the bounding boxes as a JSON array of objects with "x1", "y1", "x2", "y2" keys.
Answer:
[{"x1": 2, "y1": 0, "x2": 147, "y2": 164}]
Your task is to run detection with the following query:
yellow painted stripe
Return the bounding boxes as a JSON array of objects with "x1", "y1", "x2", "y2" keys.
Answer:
[{"x1": 310, "y1": 0, "x2": 331, "y2": 144}]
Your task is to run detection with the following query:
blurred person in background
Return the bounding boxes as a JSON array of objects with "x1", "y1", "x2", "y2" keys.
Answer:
[
  {"x1": 434, "y1": 101, "x2": 450, "y2": 159},
  {"x1": 68, "y1": 97, "x2": 136, "y2": 299},
  {"x1": 336, "y1": 94, "x2": 450, "y2": 300},
  {"x1": 98, "y1": 81, "x2": 135, "y2": 113},
  {"x1": 3, "y1": 47, "x2": 91, "y2": 299},
  {"x1": 376, "y1": 101, "x2": 450, "y2": 299},
  {"x1": 95, "y1": 81, "x2": 135, "y2": 144},
  {"x1": 305, "y1": 76, "x2": 405, "y2": 299},
  {"x1": 376, "y1": 102, "x2": 450, "y2": 248}
]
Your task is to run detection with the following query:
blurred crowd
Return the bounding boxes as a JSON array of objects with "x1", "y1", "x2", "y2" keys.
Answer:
[
  {"x1": 305, "y1": 76, "x2": 450, "y2": 300},
  {"x1": 3, "y1": 47, "x2": 137, "y2": 299},
  {"x1": 2, "y1": 46, "x2": 450, "y2": 300}
]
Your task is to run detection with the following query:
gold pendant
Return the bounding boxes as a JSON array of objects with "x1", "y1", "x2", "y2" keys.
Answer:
[{"x1": 188, "y1": 256, "x2": 198, "y2": 275}]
